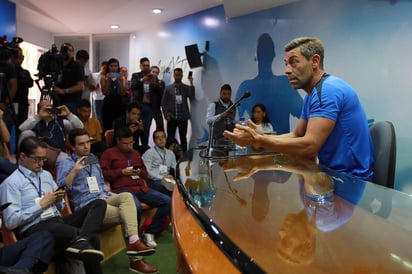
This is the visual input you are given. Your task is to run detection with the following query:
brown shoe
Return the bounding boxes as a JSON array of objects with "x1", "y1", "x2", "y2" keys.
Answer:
[
  {"x1": 129, "y1": 259, "x2": 159, "y2": 274},
  {"x1": 126, "y1": 240, "x2": 156, "y2": 256}
]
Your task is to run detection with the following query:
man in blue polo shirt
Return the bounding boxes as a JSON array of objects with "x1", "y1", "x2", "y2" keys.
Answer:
[{"x1": 224, "y1": 37, "x2": 374, "y2": 181}]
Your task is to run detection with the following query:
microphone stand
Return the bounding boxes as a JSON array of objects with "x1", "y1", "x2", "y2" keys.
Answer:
[{"x1": 200, "y1": 92, "x2": 250, "y2": 158}]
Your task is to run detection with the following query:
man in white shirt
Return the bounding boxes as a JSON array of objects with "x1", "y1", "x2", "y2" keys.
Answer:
[{"x1": 142, "y1": 130, "x2": 177, "y2": 196}]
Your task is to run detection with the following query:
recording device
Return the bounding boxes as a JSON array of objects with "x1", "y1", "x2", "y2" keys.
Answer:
[
  {"x1": 110, "y1": 72, "x2": 120, "y2": 78},
  {"x1": 84, "y1": 155, "x2": 99, "y2": 165},
  {"x1": 0, "y1": 35, "x2": 23, "y2": 61},
  {"x1": 188, "y1": 71, "x2": 193, "y2": 78},
  {"x1": 35, "y1": 43, "x2": 71, "y2": 110},
  {"x1": 36, "y1": 44, "x2": 65, "y2": 87},
  {"x1": 55, "y1": 185, "x2": 66, "y2": 192},
  {"x1": 49, "y1": 107, "x2": 61, "y2": 115},
  {"x1": 127, "y1": 120, "x2": 141, "y2": 127},
  {"x1": 0, "y1": 202, "x2": 11, "y2": 211},
  {"x1": 200, "y1": 91, "x2": 252, "y2": 158}
]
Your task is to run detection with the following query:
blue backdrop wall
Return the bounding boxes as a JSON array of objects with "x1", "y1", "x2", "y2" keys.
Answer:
[
  {"x1": 0, "y1": 0, "x2": 16, "y2": 40},
  {"x1": 131, "y1": 0, "x2": 412, "y2": 193}
]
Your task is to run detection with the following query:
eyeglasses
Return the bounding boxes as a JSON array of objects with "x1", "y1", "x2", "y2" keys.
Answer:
[
  {"x1": 154, "y1": 135, "x2": 166, "y2": 140},
  {"x1": 28, "y1": 156, "x2": 48, "y2": 163}
]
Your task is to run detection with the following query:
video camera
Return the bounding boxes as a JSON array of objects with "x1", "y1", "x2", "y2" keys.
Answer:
[
  {"x1": 36, "y1": 43, "x2": 71, "y2": 105},
  {"x1": 0, "y1": 35, "x2": 23, "y2": 61},
  {"x1": 36, "y1": 44, "x2": 67, "y2": 89}
]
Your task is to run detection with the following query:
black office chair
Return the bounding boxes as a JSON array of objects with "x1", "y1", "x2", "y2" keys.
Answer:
[{"x1": 369, "y1": 121, "x2": 397, "y2": 189}]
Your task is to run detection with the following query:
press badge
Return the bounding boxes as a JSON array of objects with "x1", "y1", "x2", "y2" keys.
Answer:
[
  {"x1": 87, "y1": 176, "x2": 100, "y2": 193},
  {"x1": 35, "y1": 196, "x2": 55, "y2": 219},
  {"x1": 176, "y1": 95, "x2": 182, "y2": 104},
  {"x1": 159, "y1": 164, "x2": 168, "y2": 175}
]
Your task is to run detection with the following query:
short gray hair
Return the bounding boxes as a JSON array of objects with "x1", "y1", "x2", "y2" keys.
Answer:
[{"x1": 284, "y1": 37, "x2": 324, "y2": 70}]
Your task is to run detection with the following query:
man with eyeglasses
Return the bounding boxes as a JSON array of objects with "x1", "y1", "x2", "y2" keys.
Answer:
[
  {"x1": 100, "y1": 127, "x2": 171, "y2": 248},
  {"x1": 0, "y1": 136, "x2": 107, "y2": 274},
  {"x1": 142, "y1": 130, "x2": 176, "y2": 196}
]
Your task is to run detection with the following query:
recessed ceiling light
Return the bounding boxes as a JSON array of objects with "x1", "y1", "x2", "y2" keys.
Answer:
[
  {"x1": 111, "y1": 25, "x2": 120, "y2": 29},
  {"x1": 152, "y1": 8, "x2": 162, "y2": 14}
]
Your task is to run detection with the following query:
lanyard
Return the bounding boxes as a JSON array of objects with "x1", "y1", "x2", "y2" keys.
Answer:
[
  {"x1": 18, "y1": 168, "x2": 42, "y2": 197},
  {"x1": 127, "y1": 153, "x2": 132, "y2": 167},
  {"x1": 154, "y1": 146, "x2": 166, "y2": 164}
]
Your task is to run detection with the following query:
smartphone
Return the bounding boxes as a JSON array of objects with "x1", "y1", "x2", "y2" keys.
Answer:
[
  {"x1": 110, "y1": 72, "x2": 120, "y2": 78},
  {"x1": 56, "y1": 185, "x2": 66, "y2": 191},
  {"x1": 84, "y1": 155, "x2": 99, "y2": 165},
  {"x1": 0, "y1": 202, "x2": 11, "y2": 211},
  {"x1": 188, "y1": 71, "x2": 193, "y2": 78}
]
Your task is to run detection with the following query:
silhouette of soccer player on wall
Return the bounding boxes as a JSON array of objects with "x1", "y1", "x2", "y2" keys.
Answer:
[{"x1": 236, "y1": 33, "x2": 303, "y2": 134}]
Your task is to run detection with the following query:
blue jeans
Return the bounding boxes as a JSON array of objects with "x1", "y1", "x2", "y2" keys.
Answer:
[
  {"x1": 119, "y1": 188, "x2": 171, "y2": 234},
  {"x1": 0, "y1": 157, "x2": 17, "y2": 183},
  {"x1": 0, "y1": 231, "x2": 55, "y2": 273},
  {"x1": 147, "y1": 179, "x2": 172, "y2": 197},
  {"x1": 140, "y1": 103, "x2": 154, "y2": 148},
  {"x1": 93, "y1": 99, "x2": 104, "y2": 126}
]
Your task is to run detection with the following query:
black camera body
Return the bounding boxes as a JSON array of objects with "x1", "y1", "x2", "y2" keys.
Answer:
[
  {"x1": 49, "y1": 107, "x2": 61, "y2": 115},
  {"x1": 0, "y1": 35, "x2": 23, "y2": 61},
  {"x1": 37, "y1": 44, "x2": 64, "y2": 88}
]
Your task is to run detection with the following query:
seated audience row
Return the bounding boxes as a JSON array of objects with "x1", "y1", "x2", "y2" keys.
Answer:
[{"x1": 57, "y1": 128, "x2": 158, "y2": 273}]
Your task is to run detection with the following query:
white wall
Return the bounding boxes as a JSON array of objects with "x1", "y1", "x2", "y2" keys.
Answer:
[{"x1": 16, "y1": 20, "x2": 53, "y2": 49}]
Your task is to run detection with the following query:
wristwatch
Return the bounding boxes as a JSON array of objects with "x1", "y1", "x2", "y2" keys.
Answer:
[{"x1": 64, "y1": 88, "x2": 69, "y2": 94}]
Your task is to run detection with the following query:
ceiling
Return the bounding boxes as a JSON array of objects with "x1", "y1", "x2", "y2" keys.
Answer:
[{"x1": 10, "y1": 0, "x2": 298, "y2": 36}]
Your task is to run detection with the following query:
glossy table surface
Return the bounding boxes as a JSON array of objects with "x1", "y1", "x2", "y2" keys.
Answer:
[{"x1": 173, "y1": 148, "x2": 412, "y2": 273}]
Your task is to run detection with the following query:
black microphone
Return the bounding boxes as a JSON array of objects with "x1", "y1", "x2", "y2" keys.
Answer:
[{"x1": 200, "y1": 91, "x2": 251, "y2": 158}]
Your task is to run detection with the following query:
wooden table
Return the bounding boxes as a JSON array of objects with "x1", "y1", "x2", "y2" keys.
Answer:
[{"x1": 172, "y1": 149, "x2": 412, "y2": 273}]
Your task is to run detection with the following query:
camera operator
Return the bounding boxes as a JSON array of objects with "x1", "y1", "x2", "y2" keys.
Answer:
[
  {"x1": 52, "y1": 43, "x2": 84, "y2": 115},
  {"x1": 0, "y1": 37, "x2": 17, "y2": 129},
  {"x1": 10, "y1": 47, "x2": 33, "y2": 126}
]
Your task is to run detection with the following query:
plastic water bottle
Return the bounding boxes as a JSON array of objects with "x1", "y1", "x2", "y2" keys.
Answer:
[{"x1": 235, "y1": 117, "x2": 248, "y2": 156}]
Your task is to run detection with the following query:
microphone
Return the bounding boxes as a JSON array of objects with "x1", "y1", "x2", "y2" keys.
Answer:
[{"x1": 200, "y1": 91, "x2": 251, "y2": 158}]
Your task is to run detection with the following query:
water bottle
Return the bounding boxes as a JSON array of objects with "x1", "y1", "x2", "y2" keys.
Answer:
[{"x1": 235, "y1": 117, "x2": 248, "y2": 156}]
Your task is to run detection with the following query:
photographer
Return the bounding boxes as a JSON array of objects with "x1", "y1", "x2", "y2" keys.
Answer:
[
  {"x1": 18, "y1": 99, "x2": 83, "y2": 171},
  {"x1": 51, "y1": 43, "x2": 84, "y2": 115}
]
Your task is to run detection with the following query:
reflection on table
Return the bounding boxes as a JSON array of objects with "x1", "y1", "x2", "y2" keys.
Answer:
[{"x1": 173, "y1": 149, "x2": 412, "y2": 273}]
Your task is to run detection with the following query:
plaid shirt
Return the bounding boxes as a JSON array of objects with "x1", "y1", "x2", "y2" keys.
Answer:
[{"x1": 175, "y1": 87, "x2": 184, "y2": 120}]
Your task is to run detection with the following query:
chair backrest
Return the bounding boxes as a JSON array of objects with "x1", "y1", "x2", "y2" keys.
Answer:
[
  {"x1": 104, "y1": 129, "x2": 115, "y2": 148},
  {"x1": 369, "y1": 121, "x2": 396, "y2": 188}
]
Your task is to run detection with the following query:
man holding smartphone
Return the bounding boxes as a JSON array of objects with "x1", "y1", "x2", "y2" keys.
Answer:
[
  {"x1": 56, "y1": 128, "x2": 158, "y2": 274},
  {"x1": 100, "y1": 127, "x2": 171, "y2": 249},
  {"x1": 0, "y1": 136, "x2": 107, "y2": 274},
  {"x1": 112, "y1": 101, "x2": 147, "y2": 155}
]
